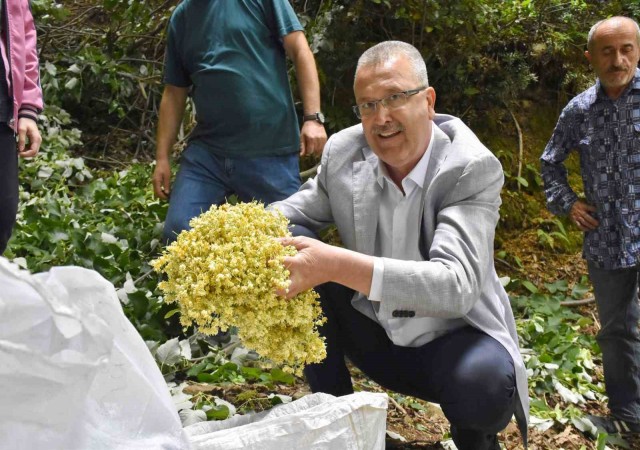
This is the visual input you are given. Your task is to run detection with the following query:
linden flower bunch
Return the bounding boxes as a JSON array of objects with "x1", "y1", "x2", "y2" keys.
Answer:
[{"x1": 152, "y1": 202, "x2": 326, "y2": 374}]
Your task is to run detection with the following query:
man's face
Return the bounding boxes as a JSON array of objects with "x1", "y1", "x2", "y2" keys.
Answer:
[
  {"x1": 586, "y1": 19, "x2": 640, "y2": 97},
  {"x1": 354, "y1": 55, "x2": 435, "y2": 183}
]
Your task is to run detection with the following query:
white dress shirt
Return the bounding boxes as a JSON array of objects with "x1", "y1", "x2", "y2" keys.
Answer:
[{"x1": 368, "y1": 128, "x2": 466, "y2": 347}]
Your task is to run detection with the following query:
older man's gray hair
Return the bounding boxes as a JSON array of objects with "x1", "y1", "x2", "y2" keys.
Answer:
[
  {"x1": 587, "y1": 16, "x2": 640, "y2": 52},
  {"x1": 355, "y1": 41, "x2": 429, "y2": 87}
]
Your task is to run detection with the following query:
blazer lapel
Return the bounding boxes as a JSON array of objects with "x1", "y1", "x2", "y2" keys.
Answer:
[
  {"x1": 418, "y1": 125, "x2": 451, "y2": 258},
  {"x1": 423, "y1": 125, "x2": 450, "y2": 189},
  {"x1": 353, "y1": 147, "x2": 380, "y2": 256}
]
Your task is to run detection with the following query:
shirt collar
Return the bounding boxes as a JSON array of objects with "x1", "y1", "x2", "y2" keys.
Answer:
[
  {"x1": 376, "y1": 126, "x2": 435, "y2": 190},
  {"x1": 594, "y1": 67, "x2": 640, "y2": 102}
]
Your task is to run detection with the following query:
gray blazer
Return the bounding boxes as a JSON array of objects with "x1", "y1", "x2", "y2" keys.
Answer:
[{"x1": 272, "y1": 114, "x2": 529, "y2": 443}]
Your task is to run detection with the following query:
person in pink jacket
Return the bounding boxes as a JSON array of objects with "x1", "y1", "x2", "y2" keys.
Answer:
[{"x1": 0, "y1": 0, "x2": 43, "y2": 254}]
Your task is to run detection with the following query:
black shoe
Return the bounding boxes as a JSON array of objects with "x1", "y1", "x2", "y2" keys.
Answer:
[{"x1": 587, "y1": 414, "x2": 640, "y2": 436}]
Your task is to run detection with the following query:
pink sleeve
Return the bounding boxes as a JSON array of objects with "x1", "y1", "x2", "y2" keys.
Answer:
[{"x1": 19, "y1": 0, "x2": 43, "y2": 115}]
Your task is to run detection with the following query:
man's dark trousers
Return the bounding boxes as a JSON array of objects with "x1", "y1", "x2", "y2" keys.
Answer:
[
  {"x1": 0, "y1": 125, "x2": 17, "y2": 255},
  {"x1": 305, "y1": 282, "x2": 518, "y2": 450}
]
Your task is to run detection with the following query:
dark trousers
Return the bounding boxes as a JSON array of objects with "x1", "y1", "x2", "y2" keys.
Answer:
[
  {"x1": 0, "y1": 124, "x2": 17, "y2": 255},
  {"x1": 588, "y1": 261, "x2": 640, "y2": 423},
  {"x1": 305, "y1": 282, "x2": 517, "y2": 450}
]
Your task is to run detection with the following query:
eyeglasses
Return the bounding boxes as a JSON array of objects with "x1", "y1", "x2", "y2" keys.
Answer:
[{"x1": 352, "y1": 87, "x2": 427, "y2": 119}]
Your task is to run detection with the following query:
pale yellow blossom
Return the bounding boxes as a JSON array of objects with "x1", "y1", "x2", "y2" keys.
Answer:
[{"x1": 152, "y1": 202, "x2": 326, "y2": 374}]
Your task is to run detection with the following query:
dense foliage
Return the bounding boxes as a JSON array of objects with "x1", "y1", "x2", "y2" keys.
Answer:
[{"x1": 33, "y1": 0, "x2": 640, "y2": 155}]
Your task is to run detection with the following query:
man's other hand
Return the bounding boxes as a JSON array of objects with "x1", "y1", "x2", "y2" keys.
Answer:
[
  {"x1": 17, "y1": 117, "x2": 41, "y2": 158},
  {"x1": 299, "y1": 120, "x2": 327, "y2": 157},
  {"x1": 570, "y1": 200, "x2": 599, "y2": 231},
  {"x1": 152, "y1": 159, "x2": 172, "y2": 200}
]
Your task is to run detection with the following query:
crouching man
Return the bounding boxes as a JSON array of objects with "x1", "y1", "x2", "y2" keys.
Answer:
[{"x1": 272, "y1": 41, "x2": 528, "y2": 450}]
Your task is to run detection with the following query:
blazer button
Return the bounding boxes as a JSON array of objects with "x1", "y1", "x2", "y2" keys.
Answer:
[
  {"x1": 408, "y1": 311, "x2": 415, "y2": 317},
  {"x1": 392, "y1": 310, "x2": 399, "y2": 317}
]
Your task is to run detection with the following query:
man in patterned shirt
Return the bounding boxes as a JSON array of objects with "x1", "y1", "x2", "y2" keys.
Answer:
[{"x1": 541, "y1": 16, "x2": 640, "y2": 437}]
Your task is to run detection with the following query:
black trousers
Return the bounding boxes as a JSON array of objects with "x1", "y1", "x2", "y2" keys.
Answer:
[
  {"x1": 0, "y1": 124, "x2": 17, "y2": 255},
  {"x1": 305, "y1": 281, "x2": 518, "y2": 450}
]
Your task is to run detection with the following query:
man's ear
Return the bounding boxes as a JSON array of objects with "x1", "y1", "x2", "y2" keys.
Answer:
[
  {"x1": 585, "y1": 50, "x2": 592, "y2": 64},
  {"x1": 426, "y1": 87, "x2": 436, "y2": 117}
]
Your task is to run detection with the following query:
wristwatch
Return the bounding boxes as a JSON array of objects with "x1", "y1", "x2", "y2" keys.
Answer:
[{"x1": 303, "y1": 112, "x2": 326, "y2": 124}]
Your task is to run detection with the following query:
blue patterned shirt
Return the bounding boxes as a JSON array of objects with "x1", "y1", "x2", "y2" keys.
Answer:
[{"x1": 541, "y1": 68, "x2": 640, "y2": 270}]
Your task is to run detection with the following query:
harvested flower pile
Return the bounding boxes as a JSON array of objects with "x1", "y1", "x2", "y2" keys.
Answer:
[{"x1": 152, "y1": 202, "x2": 326, "y2": 373}]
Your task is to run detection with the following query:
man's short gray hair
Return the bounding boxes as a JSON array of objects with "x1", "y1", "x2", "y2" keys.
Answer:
[
  {"x1": 355, "y1": 41, "x2": 429, "y2": 87},
  {"x1": 587, "y1": 16, "x2": 640, "y2": 52}
]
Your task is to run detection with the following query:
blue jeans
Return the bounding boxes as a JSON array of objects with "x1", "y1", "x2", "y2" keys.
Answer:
[
  {"x1": 305, "y1": 281, "x2": 517, "y2": 450},
  {"x1": 163, "y1": 143, "x2": 300, "y2": 243},
  {"x1": 588, "y1": 261, "x2": 640, "y2": 423}
]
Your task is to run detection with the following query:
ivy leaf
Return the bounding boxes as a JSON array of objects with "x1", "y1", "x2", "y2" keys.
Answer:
[
  {"x1": 164, "y1": 308, "x2": 180, "y2": 319},
  {"x1": 529, "y1": 415, "x2": 554, "y2": 432},
  {"x1": 64, "y1": 77, "x2": 79, "y2": 90},
  {"x1": 205, "y1": 404, "x2": 230, "y2": 420},
  {"x1": 44, "y1": 61, "x2": 57, "y2": 76},
  {"x1": 67, "y1": 63, "x2": 82, "y2": 74},
  {"x1": 270, "y1": 368, "x2": 295, "y2": 385},
  {"x1": 156, "y1": 337, "x2": 182, "y2": 366},
  {"x1": 100, "y1": 232, "x2": 118, "y2": 244},
  {"x1": 268, "y1": 393, "x2": 292, "y2": 405},
  {"x1": 179, "y1": 409, "x2": 207, "y2": 426},
  {"x1": 572, "y1": 416, "x2": 597, "y2": 436},
  {"x1": 186, "y1": 360, "x2": 208, "y2": 378},
  {"x1": 522, "y1": 280, "x2": 538, "y2": 293},
  {"x1": 545, "y1": 280, "x2": 567, "y2": 294},
  {"x1": 571, "y1": 282, "x2": 590, "y2": 299}
]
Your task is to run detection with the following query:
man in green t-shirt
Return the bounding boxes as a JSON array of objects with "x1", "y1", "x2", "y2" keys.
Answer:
[{"x1": 152, "y1": 0, "x2": 326, "y2": 243}]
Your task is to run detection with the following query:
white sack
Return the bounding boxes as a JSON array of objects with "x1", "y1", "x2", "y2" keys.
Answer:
[
  {"x1": 184, "y1": 391, "x2": 388, "y2": 450},
  {"x1": 0, "y1": 258, "x2": 190, "y2": 450}
]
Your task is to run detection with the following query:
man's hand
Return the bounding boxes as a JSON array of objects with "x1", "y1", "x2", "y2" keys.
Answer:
[
  {"x1": 152, "y1": 159, "x2": 172, "y2": 200},
  {"x1": 153, "y1": 85, "x2": 189, "y2": 200},
  {"x1": 570, "y1": 200, "x2": 598, "y2": 231},
  {"x1": 17, "y1": 117, "x2": 41, "y2": 158},
  {"x1": 300, "y1": 120, "x2": 327, "y2": 157},
  {"x1": 278, "y1": 235, "x2": 374, "y2": 299},
  {"x1": 279, "y1": 236, "x2": 335, "y2": 299}
]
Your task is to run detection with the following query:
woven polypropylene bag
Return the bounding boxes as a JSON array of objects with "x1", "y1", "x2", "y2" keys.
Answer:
[
  {"x1": 184, "y1": 391, "x2": 388, "y2": 450},
  {"x1": 0, "y1": 258, "x2": 190, "y2": 450}
]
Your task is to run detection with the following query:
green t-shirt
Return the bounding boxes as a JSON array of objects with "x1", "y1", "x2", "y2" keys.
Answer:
[{"x1": 164, "y1": 0, "x2": 303, "y2": 157}]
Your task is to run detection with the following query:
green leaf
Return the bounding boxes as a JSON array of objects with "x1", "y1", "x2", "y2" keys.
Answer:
[
  {"x1": 409, "y1": 402, "x2": 427, "y2": 412},
  {"x1": 205, "y1": 405, "x2": 230, "y2": 421},
  {"x1": 545, "y1": 280, "x2": 568, "y2": 294},
  {"x1": 571, "y1": 283, "x2": 590, "y2": 299},
  {"x1": 64, "y1": 77, "x2": 79, "y2": 90},
  {"x1": 196, "y1": 373, "x2": 216, "y2": 383},
  {"x1": 241, "y1": 366, "x2": 264, "y2": 381},
  {"x1": 44, "y1": 61, "x2": 57, "y2": 76},
  {"x1": 164, "y1": 308, "x2": 180, "y2": 319},
  {"x1": 530, "y1": 398, "x2": 551, "y2": 412},
  {"x1": 186, "y1": 361, "x2": 209, "y2": 377},
  {"x1": 270, "y1": 368, "x2": 295, "y2": 385},
  {"x1": 522, "y1": 280, "x2": 538, "y2": 293}
]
